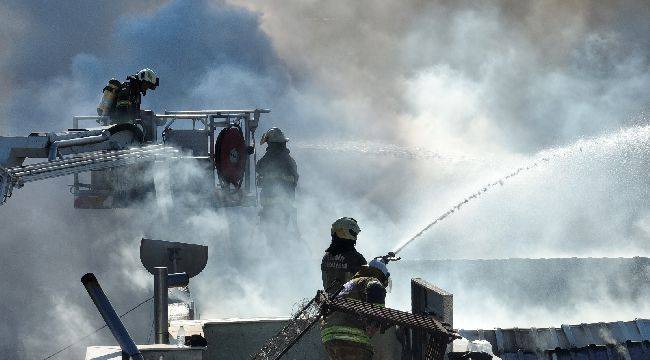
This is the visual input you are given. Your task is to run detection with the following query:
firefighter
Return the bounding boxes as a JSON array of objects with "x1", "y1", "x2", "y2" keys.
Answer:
[
  {"x1": 321, "y1": 217, "x2": 367, "y2": 292},
  {"x1": 97, "y1": 68, "x2": 159, "y2": 124},
  {"x1": 321, "y1": 259, "x2": 391, "y2": 360},
  {"x1": 96, "y1": 68, "x2": 159, "y2": 205},
  {"x1": 256, "y1": 127, "x2": 299, "y2": 235}
]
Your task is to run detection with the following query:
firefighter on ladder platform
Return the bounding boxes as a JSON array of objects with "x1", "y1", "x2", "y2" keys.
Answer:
[
  {"x1": 320, "y1": 259, "x2": 391, "y2": 360},
  {"x1": 95, "y1": 68, "x2": 159, "y2": 205},
  {"x1": 321, "y1": 217, "x2": 367, "y2": 292},
  {"x1": 256, "y1": 127, "x2": 299, "y2": 239},
  {"x1": 97, "y1": 68, "x2": 159, "y2": 124}
]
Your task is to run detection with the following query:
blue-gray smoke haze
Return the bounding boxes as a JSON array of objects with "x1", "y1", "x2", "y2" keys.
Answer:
[{"x1": 1, "y1": 1, "x2": 650, "y2": 359}]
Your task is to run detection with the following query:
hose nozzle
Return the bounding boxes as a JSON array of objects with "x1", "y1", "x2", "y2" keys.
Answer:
[{"x1": 375, "y1": 251, "x2": 401, "y2": 264}]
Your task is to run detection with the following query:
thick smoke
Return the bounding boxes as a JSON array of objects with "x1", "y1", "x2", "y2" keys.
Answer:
[
  {"x1": 233, "y1": 0, "x2": 650, "y2": 151},
  {"x1": 0, "y1": 0, "x2": 287, "y2": 135},
  {"x1": 1, "y1": 1, "x2": 650, "y2": 359}
]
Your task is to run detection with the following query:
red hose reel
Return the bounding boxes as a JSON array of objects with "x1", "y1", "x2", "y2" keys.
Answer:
[{"x1": 214, "y1": 126, "x2": 247, "y2": 188}]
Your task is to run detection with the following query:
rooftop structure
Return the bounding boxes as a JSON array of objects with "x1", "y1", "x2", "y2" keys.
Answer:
[{"x1": 84, "y1": 258, "x2": 650, "y2": 359}]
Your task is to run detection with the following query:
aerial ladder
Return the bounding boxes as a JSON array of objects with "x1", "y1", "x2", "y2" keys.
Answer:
[
  {"x1": 0, "y1": 144, "x2": 176, "y2": 205},
  {"x1": 0, "y1": 108, "x2": 269, "y2": 207},
  {"x1": 0, "y1": 122, "x2": 176, "y2": 205}
]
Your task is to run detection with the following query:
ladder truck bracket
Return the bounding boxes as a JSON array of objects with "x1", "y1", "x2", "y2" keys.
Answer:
[{"x1": 0, "y1": 166, "x2": 16, "y2": 205}]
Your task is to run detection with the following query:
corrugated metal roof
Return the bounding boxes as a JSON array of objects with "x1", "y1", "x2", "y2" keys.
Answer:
[
  {"x1": 452, "y1": 342, "x2": 650, "y2": 359},
  {"x1": 548, "y1": 343, "x2": 650, "y2": 360},
  {"x1": 459, "y1": 319, "x2": 650, "y2": 359}
]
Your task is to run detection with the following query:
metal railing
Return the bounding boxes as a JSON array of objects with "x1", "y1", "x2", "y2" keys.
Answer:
[{"x1": 251, "y1": 290, "x2": 459, "y2": 360}]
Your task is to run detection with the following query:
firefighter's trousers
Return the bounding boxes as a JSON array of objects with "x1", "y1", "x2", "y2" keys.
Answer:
[{"x1": 324, "y1": 340, "x2": 373, "y2": 360}]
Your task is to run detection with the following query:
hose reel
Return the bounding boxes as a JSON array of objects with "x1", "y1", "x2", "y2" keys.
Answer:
[{"x1": 214, "y1": 126, "x2": 247, "y2": 189}]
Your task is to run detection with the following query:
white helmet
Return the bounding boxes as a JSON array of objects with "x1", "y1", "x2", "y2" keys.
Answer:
[
  {"x1": 369, "y1": 258, "x2": 391, "y2": 291},
  {"x1": 331, "y1": 217, "x2": 361, "y2": 241},
  {"x1": 260, "y1": 127, "x2": 289, "y2": 144},
  {"x1": 137, "y1": 68, "x2": 159, "y2": 88},
  {"x1": 369, "y1": 259, "x2": 390, "y2": 279}
]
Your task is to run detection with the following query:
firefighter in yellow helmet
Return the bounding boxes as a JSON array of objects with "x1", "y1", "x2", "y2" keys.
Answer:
[
  {"x1": 321, "y1": 259, "x2": 390, "y2": 360},
  {"x1": 321, "y1": 217, "x2": 367, "y2": 292},
  {"x1": 97, "y1": 68, "x2": 159, "y2": 124},
  {"x1": 256, "y1": 127, "x2": 299, "y2": 237}
]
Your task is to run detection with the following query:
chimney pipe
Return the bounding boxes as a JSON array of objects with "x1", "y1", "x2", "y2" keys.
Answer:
[
  {"x1": 154, "y1": 267, "x2": 169, "y2": 344},
  {"x1": 153, "y1": 268, "x2": 189, "y2": 344}
]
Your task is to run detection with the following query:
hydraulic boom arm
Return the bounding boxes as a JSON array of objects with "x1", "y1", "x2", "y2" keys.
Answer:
[{"x1": 0, "y1": 144, "x2": 176, "y2": 205}]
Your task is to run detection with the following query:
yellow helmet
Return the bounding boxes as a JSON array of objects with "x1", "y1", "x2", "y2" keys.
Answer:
[{"x1": 331, "y1": 217, "x2": 361, "y2": 241}]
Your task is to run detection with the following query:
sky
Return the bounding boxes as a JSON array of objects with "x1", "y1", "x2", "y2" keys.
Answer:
[{"x1": 0, "y1": 0, "x2": 650, "y2": 359}]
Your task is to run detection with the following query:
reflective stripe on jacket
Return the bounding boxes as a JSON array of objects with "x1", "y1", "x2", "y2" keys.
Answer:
[
  {"x1": 321, "y1": 325, "x2": 371, "y2": 346},
  {"x1": 320, "y1": 274, "x2": 386, "y2": 349}
]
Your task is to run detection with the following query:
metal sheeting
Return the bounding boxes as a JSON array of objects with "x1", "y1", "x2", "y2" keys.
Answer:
[
  {"x1": 548, "y1": 343, "x2": 650, "y2": 360},
  {"x1": 459, "y1": 319, "x2": 650, "y2": 359}
]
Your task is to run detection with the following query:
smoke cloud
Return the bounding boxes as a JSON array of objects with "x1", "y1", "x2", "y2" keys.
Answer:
[{"x1": 1, "y1": 0, "x2": 650, "y2": 359}]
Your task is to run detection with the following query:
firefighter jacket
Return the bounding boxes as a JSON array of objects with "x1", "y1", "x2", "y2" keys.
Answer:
[
  {"x1": 321, "y1": 242, "x2": 367, "y2": 291},
  {"x1": 110, "y1": 76, "x2": 146, "y2": 123},
  {"x1": 320, "y1": 267, "x2": 387, "y2": 351},
  {"x1": 256, "y1": 144, "x2": 298, "y2": 206}
]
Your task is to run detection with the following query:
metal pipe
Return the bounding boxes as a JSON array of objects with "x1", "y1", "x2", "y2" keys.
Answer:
[
  {"x1": 155, "y1": 114, "x2": 208, "y2": 119},
  {"x1": 73, "y1": 115, "x2": 104, "y2": 120},
  {"x1": 72, "y1": 115, "x2": 111, "y2": 126},
  {"x1": 48, "y1": 131, "x2": 110, "y2": 161},
  {"x1": 208, "y1": 115, "x2": 215, "y2": 166},
  {"x1": 81, "y1": 273, "x2": 144, "y2": 360},
  {"x1": 245, "y1": 113, "x2": 251, "y2": 193},
  {"x1": 164, "y1": 109, "x2": 270, "y2": 115},
  {"x1": 154, "y1": 267, "x2": 169, "y2": 344}
]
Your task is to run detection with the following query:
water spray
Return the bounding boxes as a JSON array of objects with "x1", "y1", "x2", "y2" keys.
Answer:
[
  {"x1": 293, "y1": 140, "x2": 481, "y2": 163},
  {"x1": 390, "y1": 156, "x2": 552, "y2": 255},
  {"x1": 390, "y1": 125, "x2": 650, "y2": 255}
]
